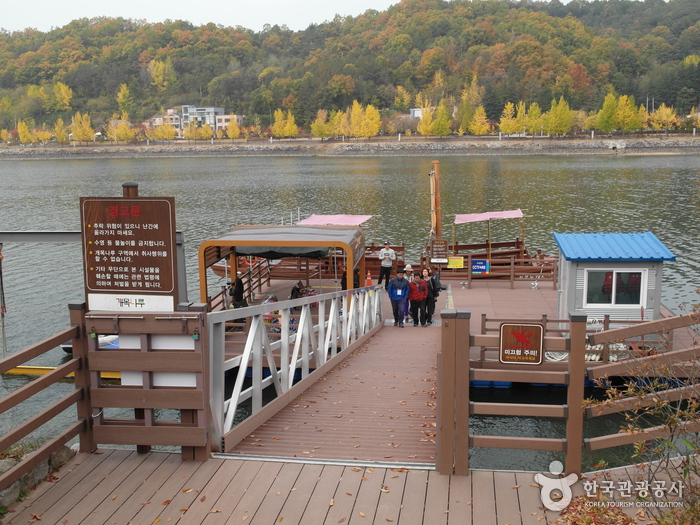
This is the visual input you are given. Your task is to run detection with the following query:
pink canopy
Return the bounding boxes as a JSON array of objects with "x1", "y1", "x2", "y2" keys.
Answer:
[
  {"x1": 298, "y1": 214, "x2": 373, "y2": 226},
  {"x1": 454, "y1": 209, "x2": 523, "y2": 224}
]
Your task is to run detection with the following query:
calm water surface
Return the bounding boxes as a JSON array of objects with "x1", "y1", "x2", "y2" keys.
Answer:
[{"x1": 1, "y1": 154, "x2": 698, "y2": 469}]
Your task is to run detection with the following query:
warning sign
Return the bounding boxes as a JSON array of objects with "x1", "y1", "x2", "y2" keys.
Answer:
[
  {"x1": 499, "y1": 323, "x2": 544, "y2": 365},
  {"x1": 80, "y1": 197, "x2": 178, "y2": 311}
]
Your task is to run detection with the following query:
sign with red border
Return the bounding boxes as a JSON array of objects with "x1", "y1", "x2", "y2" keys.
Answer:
[
  {"x1": 499, "y1": 323, "x2": 544, "y2": 365},
  {"x1": 80, "y1": 197, "x2": 178, "y2": 311}
]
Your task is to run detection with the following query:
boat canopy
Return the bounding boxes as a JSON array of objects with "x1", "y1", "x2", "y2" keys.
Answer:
[
  {"x1": 297, "y1": 214, "x2": 373, "y2": 226},
  {"x1": 454, "y1": 209, "x2": 524, "y2": 224},
  {"x1": 198, "y1": 225, "x2": 366, "y2": 302}
]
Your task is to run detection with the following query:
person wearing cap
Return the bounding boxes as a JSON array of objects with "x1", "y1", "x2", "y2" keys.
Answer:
[
  {"x1": 377, "y1": 241, "x2": 396, "y2": 290},
  {"x1": 387, "y1": 267, "x2": 410, "y2": 327}
]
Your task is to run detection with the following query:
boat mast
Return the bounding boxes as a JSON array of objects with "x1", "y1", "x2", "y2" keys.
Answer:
[{"x1": 429, "y1": 160, "x2": 441, "y2": 240}]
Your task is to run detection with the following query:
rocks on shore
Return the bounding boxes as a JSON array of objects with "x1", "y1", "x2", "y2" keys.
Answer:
[{"x1": 1, "y1": 137, "x2": 699, "y2": 159}]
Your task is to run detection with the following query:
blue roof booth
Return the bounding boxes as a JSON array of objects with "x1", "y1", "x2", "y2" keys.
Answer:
[{"x1": 552, "y1": 232, "x2": 676, "y2": 322}]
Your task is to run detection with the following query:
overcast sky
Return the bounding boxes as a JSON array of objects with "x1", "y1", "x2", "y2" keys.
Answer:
[{"x1": 2, "y1": 0, "x2": 400, "y2": 33}]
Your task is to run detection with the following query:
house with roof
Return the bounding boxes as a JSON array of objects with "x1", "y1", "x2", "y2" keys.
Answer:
[{"x1": 552, "y1": 232, "x2": 676, "y2": 322}]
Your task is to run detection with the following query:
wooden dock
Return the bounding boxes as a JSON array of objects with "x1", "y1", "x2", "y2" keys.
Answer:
[
  {"x1": 5, "y1": 448, "x2": 569, "y2": 525},
  {"x1": 6, "y1": 280, "x2": 661, "y2": 524}
]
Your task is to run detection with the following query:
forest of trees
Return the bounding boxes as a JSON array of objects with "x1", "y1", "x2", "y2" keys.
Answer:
[{"x1": 1, "y1": 0, "x2": 699, "y2": 140}]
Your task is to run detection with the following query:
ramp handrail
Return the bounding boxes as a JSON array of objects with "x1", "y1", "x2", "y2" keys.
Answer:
[{"x1": 208, "y1": 285, "x2": 384, "y2": 452}]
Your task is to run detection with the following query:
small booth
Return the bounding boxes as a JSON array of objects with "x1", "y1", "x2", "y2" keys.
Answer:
[
  {"x1": 198, "y1": 224, "x2": 367, "y2": 304},
  {"x1": 553, "y1": 232, "x2": 676, "y2": 321}
]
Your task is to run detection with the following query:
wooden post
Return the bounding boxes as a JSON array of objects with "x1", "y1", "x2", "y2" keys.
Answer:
[
  {"x1": 437, "y1": 309, "x2": 457, "y2": 474},
  {"x1": 180, "y1": 303, "x2": 211, "y2": 461},
  {"x1": 453, "y1": 310, "x2": 471, "y2": 475},
  {"x1": 430, "y1": 160, "x2": 442, "y2": 239},
  {"x1": 566, "y1": 312, "x2": 587, "y2": 475},
  {"x1": 70, "y1": 302, "x2": 96, "y2": 453},
  {"x1": 509, "y1": 255, "x2": 515, "y2": 289},
  {"x1": 122, "y1": 182, "x2": 139, "y2": 197},
  {"x1": 437, "y1": 309, "x2": 472, "y2": 475}
]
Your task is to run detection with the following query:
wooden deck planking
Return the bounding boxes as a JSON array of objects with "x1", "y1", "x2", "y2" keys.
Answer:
[
  {"x1": 224, "y1": 461, "x2": 285, "y2": 524},
  {"x1": 275, "y1": 462, "x2": 326, "y2": 525},
  {"x1": 5, "y1": 449, "x2": 118, "y2": 525},
  {"x1": 296, "y1": 464, "x2": 346, "y2": 524},
  {"x1": 80, "y1": 451, "x2": 173, "y2": 525},
  {"x1": 493, "y1": 471, "x2": 523, "y2": 525},
  {"x1": 230, "y1": 324, "x2": 441, "y2": 463},
  {"x1": 199, "y1": 460, "x2": 266, "y2": 524},
  {"x1": 423, "y1": 469, "x2": 451, "y2": 525},
  {"x1": 447, "y1": 473, "x2": 472, "y2": 525},
  {"x1": 471, "y1": 470, "x2": 497, "y2": 524},
  {"x1": 397, "y1": 468, "x2": 430, "y2": 525},
  {"x1": 514, "y1": 471, "x2": 551, "y2": 525},
  {"x1": 375, "y1": 466, "x2": 409, "y2": 524},
  {"x1": 324, "y1": 465, "x2": 367, "y2": 524},
  {"x1": 245, "y1": 462, "x2": 304, "y2": 524},
  {"x1": 8, "y1": 447, "x2": 665, "y2": 525},
  {"x1": 103, "y1": 452, "x2": 195, "y2": 525}
]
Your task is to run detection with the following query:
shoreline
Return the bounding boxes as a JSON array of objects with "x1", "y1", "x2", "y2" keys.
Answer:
[{"x1": 2, "y1": 136, "x2": 700, "y2": 159}]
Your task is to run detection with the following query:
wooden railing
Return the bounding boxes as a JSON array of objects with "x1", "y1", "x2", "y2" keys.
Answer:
[
  {"x1": 477, "y1": 313, "x2": 649, "y2": 365},
  {"x1": 0, "y1": 301, "x2": 212, "y2": 494},
  {"x1": 584, "y1": 314, "x2": 700, "y2": 453},
  {"x1": 436, "y1": 309, "x2": 699, "y2": 476},
  {"x1": 207, "y1": 285, "x2": 385, "y2": 452},
  {"x1": 0, "y1": 304, "x2": 89, "y2": 493},
  {"x1": 438, "y1": 255, "x2": 557, "y2": 289}
]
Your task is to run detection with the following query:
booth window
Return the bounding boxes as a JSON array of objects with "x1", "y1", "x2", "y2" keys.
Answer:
[{"x1": 585, "y1": 270, "x2": 643, "y2": 306}]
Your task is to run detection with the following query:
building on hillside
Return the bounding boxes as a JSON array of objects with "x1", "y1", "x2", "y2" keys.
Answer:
[
  {"x1": 146, "y1": 107, "x2": 242, "y2": 137},
  {"x1": 146, "y1": 109, "x2": 182, "y2": 135},
  {"x1": 215, "y1": 114, "x2": 244, "y2": 132},
  {"x1": 181, "y1": 105, "x2": 225, "y2": 129}
]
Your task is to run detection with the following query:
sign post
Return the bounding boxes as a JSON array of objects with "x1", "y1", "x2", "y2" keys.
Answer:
[{"x1": 80, "y1": 193, "x2": 178, "y2": 312}]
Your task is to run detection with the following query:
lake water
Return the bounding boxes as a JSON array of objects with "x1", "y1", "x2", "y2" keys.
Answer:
[{"x1": 1, "y1": 153, "x2": 699, "y2": 469}]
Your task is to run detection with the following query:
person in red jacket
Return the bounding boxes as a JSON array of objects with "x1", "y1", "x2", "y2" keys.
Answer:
[{"x1": 408, "y1": 272, "x2": 428, "y2": 327}]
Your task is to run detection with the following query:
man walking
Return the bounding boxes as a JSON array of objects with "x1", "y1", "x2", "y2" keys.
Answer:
[
  {"x1": 387, "y1": 268, "x2": 410, "y2": 327},
  {"x1": 377, "y1": 241, "x2": 396, "y2": 289}
]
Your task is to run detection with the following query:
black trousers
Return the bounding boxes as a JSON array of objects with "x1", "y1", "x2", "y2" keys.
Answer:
[
  {"x1": 378, "y1": 266, "x2": 392, "y2": 287},
  {"x1": 410, "y1": 299, "x2": 427, "y2": 326},
  {"x1": 426, "y1": 297, "x2": 436, "y2": 323}
]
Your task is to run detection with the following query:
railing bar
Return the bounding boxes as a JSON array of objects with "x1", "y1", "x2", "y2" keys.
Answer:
[
  {"x1": 0, "y1": 326, "x2": 78, "y2": 373},
  {"x1": 0, "y1": 359, "x2": 81, "y2": 415},
  {"x1": 0, "y1": 420, "x2": 83, "y2": 493},
  {"x1": 0, "y1": 389, "x2": 83, "y2": 452}
]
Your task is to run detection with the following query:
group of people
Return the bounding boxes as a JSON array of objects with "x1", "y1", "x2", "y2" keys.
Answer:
[{"x1": 379, "y1": 241, "x2": 441, "y2": 328}]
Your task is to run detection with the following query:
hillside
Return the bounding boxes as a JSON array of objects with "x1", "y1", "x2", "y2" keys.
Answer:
[{"x1": 0, "y1": 0, "x2": 699, "y2": 130}]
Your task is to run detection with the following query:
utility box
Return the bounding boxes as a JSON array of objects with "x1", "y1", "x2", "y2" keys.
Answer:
[{"x1": 553, "y1": 232, "x2": 675, "y2": 322}]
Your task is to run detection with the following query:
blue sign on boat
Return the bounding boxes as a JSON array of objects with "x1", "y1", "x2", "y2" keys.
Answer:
[{"x1": 471, "y1": 260, "x2": 490, "y2": 274}]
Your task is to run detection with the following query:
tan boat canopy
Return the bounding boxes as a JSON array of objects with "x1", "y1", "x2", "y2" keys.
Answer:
[{"x1": 198, "y1": 224, "x2": 366, "y2": 302}]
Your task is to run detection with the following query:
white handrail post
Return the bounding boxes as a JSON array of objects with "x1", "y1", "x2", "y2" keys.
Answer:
[{"x1": 280, "y1": 308, "x2": 291, "y2": 391}]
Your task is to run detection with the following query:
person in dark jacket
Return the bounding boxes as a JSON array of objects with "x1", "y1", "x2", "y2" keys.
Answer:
[
  {"x1": 408, "y1": 272, "x2": 428, "y2": 327},
  {"x1": 422, "y1": 267, "x2": 439, "y2": 326},
  {"x1": 387, "y1": 268, "x2": 410, "y2": 327}
]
